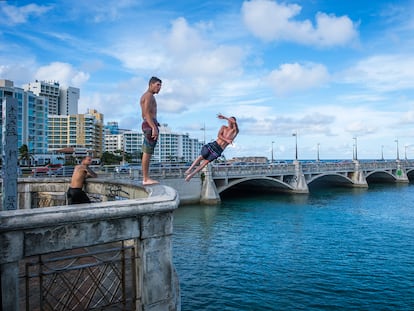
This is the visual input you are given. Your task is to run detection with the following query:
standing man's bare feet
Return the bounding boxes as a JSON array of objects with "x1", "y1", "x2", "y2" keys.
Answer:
[{"x1": 143, "y1": 179, "x2": 159, "y2": 185}]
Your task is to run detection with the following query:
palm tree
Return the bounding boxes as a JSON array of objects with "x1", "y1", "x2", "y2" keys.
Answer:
[{"x1": 19, "y1": 144, "x2": 33, "y2": 167}]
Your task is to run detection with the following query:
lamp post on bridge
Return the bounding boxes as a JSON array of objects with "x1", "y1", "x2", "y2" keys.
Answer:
[
  {"x1": 353, "y1": 136, "x2": 358, "y2": 161},
  {"x1": 292, "y1": 132, "x2": 298, "y2": 161},
  {"x1": 381, "y1": 145, "x2": 384, "y2": 161},
  {"x1": 395, "y1": 139, "x2": 399, "y2": 160},
  {"x1": 200, "y1": 123, "x2": 206, "y2": 144},
  {"x1": 271, "y1": 141, "x2": 275, "y2": 163},
  {"x1": 317, "y1": 143, "x2": 320, "y2": 162}
]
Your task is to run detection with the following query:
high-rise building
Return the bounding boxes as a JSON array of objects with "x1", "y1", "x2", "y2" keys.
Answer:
[
  {"x1": 24, "y1": 80, "x2": 79, "y2": 116},
  {"x1": 156, "y1": 124, "x2": 203, "y2": 163},
  {"x1": 24, "y1": 80, "x2": 60, "y2": 115},
  {"x1": 105, "y1": 134, "x2": 123, "y2": 154},
  {"x1": 48, "y1": 109, "x2": 104, "y2": 158},
  {"x1": 59, "y1": 86, "x2": 79, "y2": 115},
  {"x1": 0, "y1": 79, "x2": 48, "y2": 155}
]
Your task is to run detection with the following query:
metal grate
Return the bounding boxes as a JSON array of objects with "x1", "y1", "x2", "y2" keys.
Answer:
[{"x1": 21, "y1": 242, "x2": 137, "y2": 310}]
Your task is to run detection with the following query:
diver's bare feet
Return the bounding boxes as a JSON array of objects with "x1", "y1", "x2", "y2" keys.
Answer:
[
  {"x1": 142, "y1": 179, "x2": 159, "y2": 185},
  {"x1": 185, "y1": 174, "x2": 194, "y2": 182}
]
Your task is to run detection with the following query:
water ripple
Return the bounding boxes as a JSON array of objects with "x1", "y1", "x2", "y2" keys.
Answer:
[{"x1": 173, "y1": 184, "x2": 414, "y2": 310}]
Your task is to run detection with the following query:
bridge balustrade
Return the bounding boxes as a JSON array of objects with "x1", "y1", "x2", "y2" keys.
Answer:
[
  {"x1": 301, "y1": 162, "x2": 355, "y2": 173},
  {"x1": 360, "y1": 161, "x2": 398, "y2": 170},
  {"x1": 209, "y1": 160, "x2": 414, "y2": 179},
  {"x1": 211, "y1": 164, "x2": 297, "y2": 178}
]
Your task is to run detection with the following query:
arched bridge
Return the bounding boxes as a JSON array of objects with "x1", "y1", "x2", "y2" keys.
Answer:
[{"x1": 201, "y1": 160, "x2": 414, "y2": 199}]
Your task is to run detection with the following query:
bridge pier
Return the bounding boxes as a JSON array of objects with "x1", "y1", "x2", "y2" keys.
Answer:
[
  {"x1": 395, "y1": 161, "x2": 409, "y2": 183},
  {"x1": 291, "y1": 160, "x2": 309, "y2": 194},
  {"x1": 349, "y1": 160, "x2": 368, "y2": 188},
  {"x1": 200, "y1": 164, "x2": 221, "y2": 204}
]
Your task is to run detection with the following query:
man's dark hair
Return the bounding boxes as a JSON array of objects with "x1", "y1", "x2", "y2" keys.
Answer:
[{"x1": 149, "y1": 76, "x2": 162, "y2": 85}]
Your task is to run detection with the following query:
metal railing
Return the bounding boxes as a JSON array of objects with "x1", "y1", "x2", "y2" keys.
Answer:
[{"x1": 22, "y1": 242, "x2": 136, "y2": 310}]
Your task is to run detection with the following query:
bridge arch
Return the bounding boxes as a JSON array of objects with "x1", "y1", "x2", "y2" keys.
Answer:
[
  {"x1": 406, "y1": 168, "x2": 414, "y2": 180},
  {"x1": 365, "y1": 170, "x2": 397, "y2": 182},
  {"x1": 216, "y1": 176, "x2": 294, "y2": 194},
  {"x1": 307, "y1": 173, "x2": 354, "y2": 187}
]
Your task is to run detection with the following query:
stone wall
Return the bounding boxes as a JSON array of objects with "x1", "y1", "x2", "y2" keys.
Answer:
[{"x1": 0, "y1": 183, "x2": 181, "y2": 311}]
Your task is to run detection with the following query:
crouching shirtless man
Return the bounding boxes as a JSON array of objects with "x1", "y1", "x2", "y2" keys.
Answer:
[{"x1": 67, "y1": 156, "x2": 97, "y2": 204}]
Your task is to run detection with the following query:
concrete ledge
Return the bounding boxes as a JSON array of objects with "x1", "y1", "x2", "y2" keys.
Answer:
[{"x1": 0, "y1": 184, "x2": 181, "y2": 311}]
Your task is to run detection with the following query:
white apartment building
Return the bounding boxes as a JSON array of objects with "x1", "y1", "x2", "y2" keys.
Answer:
[
  {"x1": 104, "y1": 132, "x2": 142, "y2": 156},
  {"x1": 105, "y1": 134, "x2": 123, "y2": 153},
  {"x1": 24, "y1": 80, "x2": 79, "y2": 116},
  {"x1": 104, "y1": 123, "x2": 203, "y2": 163},
  {"x1": 156, "y1": 124, "x2": 204, "y2": 163},
  {"x1": 0, "y1": 79, "x2": 48, "y2": 155},
  {"x1": 24, "y1": 80, "x2": 60, "y2": 115},
  {"x1": 59, "y1": 86, "x2": 79, "y2": 115}
]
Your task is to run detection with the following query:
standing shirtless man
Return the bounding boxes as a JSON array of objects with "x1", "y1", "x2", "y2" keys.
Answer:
[
  {"x1": 67, "y1": 155, "x2": 97, "y2": 204},
  {"x1": 185, "y1": 114, "x2": 239, "y2": 181},
  {"x1": 140, "y1": 76, "x2": 162, "y2": 185}
]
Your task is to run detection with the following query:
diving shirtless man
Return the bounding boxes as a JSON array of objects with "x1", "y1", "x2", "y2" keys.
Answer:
[{"x1": 185, "y1": 114, "x2": 239, "y2": 182}]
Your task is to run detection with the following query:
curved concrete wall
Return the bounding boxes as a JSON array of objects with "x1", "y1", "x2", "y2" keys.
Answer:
[{"x1": 0, "y1": 182, "x2": 181, "y2": 311}]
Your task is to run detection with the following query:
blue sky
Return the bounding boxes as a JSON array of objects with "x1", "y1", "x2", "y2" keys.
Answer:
[{"x1": 1, "y1": 0, "x2": 414, "y2": 160}]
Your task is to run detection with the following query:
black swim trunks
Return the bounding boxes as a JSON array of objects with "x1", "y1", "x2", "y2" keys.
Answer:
[
  {"x1": 200, "y1": 141, "x2": 223, "y2": 162},
  {"x1": 67, "y1": 187, "x2": 90, "y2": 204}
]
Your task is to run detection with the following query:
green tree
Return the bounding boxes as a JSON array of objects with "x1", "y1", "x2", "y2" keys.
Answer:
[
  {"x1": 19, "y1": 144, "x2": 33, "y2": 167},
  {"x1": 100, "y1": 151, "x2": 122, "y2": 165}
]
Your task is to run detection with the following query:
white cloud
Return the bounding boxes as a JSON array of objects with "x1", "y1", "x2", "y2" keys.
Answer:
[
  {"x1": 241, "y1": 0, "x2": 358, "y2": 47},
  {"x1": 0, "y1": 63, "x2": 36, "y2": 85},
  {"x1": 111, "y1": 17, "x2": 245, "y2": 78},
  {"x1": 106, "y1": 17, "x2": 246, "y2": 115},
  {"x1": 35, "y1": 62, "x2": 90, "y2": 87},
  {"x1": 0, "y1": 3, "x2": 52, "y2": 25},
  {"x1": 266, "y1": 62, "x2": 330, "y2": 95},
  {"x1": 341, "y1": 54, "x2": 414, "y2": 92},
  {"x1": 166, "y1": 17, "x2": 208, "y2": 53}
]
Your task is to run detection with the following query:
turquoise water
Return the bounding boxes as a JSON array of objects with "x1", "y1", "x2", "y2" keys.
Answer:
[{"x1": 173, "y1": 184, "x2": 414, "y2": 310}]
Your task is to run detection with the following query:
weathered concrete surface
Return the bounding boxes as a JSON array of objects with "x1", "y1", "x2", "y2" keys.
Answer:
[
  {"x1": 161, "y1": 177, "x2": 201, "y2": 204},
  {"x1": 0, "y1": 183, "x2": 181, "y2": 311}
]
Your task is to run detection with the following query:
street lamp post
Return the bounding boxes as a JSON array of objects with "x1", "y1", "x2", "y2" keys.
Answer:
[
  {"x1": 317, "y1": 143, "x2": 320, "y2": 162},
  {"x1": 200, "y1": 123, "x2": 206, "y2": 144},
  {"x1": 395, "y1": 139, "x2": 399, "y2": 160},
  {"x1": 405, "y1": 145, "x2": 408, "y2": 160},
  {"x1": 353, "y1": 136, "x2": 358, "y2": 161},
  {"x1": 292, "y1": 132, "x2": 298, "y2": 160},
  {"x1": 271, "y1": 141, "x2": 274, "y2": 163},
  {"x1": 381, "y1": 145, "x2": 384, "y2": 160}
]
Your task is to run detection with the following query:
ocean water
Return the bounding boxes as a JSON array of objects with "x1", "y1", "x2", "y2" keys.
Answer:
[{"x1": 172, "y1": 184, "x2": 414, "y2": 310}]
